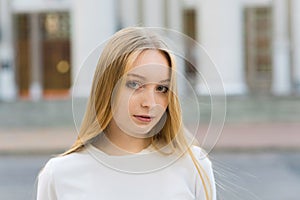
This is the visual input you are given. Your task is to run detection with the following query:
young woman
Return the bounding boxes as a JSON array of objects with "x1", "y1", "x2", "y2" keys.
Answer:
[{"x1": 37, "y1": 27, "x2": 216, "y2": 200}]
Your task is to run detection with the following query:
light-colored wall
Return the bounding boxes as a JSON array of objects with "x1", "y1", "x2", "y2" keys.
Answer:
[
  {"x1": 291, "y1": 0, "x2": 300, "y2": 91},
  {"x1": 71, "y1": 0, "x2": 117, "y2": 97},
  {"x1": 11, "y1": 0, "x2": 71, "y2": 13},
  {"x1": 0, "y1": 0, "x2": 17, "y2": 101},
  {"x1": 272, "y1": 0, "x2": 291, "y2": 95},
  {"x1": 196, "y1": 0, "x2": 246, "y2": 95},
  {"x1": 119, "y1": 0, "x2": 139, "y2": 27}
]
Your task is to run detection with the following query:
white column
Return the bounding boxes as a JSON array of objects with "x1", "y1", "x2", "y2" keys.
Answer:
[
  {"x1": 196, "y1": 0, "x2": 246, "y2": 95},
  {"x1": 272, "y1": 0, "x2": 291, "y2": 95},
  {"x1": 0, "y1": 0, "x2": 17, "y2": 101},
  {"x1": 71, "y1": 0, "x2": 117, "y2": 97},
  {"x1": 29, "y1": 13, "x2": 43, "y2": 101},
  {"x1": 166, "y1": 0, "x2": 182, "y2": 32},
  {"x1": 119, "y1": 0, "x2": 139, "y2": 27},
  {"x1": 291, "y1": 0, "x2": 300, "y2": 92},
  {"x1": 142, "y1": 0, "x2": 164, "y2": 27},
  {"x1": 165, "y1": 0, "x2": 186, "y2": 96}
]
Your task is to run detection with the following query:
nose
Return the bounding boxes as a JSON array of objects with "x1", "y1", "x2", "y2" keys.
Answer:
[{"x1": 140, "y1": 88, "x2": 157, "y2": 109}]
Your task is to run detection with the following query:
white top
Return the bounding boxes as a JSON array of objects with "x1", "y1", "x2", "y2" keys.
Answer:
[{"x1": 37, "y1": 144, "x2": 216, "y2": 200}]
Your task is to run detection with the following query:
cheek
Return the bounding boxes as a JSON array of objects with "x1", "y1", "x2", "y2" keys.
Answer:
[
  {"x1": 157, "y1": 96, "x2": 169, "y2": 110},
  {"x1": 112, "y1": 91, "x2": 131, "y2": 116},
  {"x1": 128, "y1": 94, "x2": 139, "y2": 112}
]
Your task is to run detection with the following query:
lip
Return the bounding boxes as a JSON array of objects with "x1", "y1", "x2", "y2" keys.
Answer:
[{"x1": 133, "y1": 115, "x2": 154, "y2": 123}]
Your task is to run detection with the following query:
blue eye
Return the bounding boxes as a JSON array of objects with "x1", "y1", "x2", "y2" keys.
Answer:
[
  {"x1": 156, "y1": 85, "x2": 169, "y2": 93},
  {"x1": 126, "y1": 81, "x2": 142, "y2": 89}
]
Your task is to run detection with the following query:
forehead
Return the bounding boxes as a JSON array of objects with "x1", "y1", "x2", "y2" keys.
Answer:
[
  {"x1": 127, "y1": 50, "x2": 170, "y2": 82},
  {"x1": 132, "y1": 50, "x2": 170, "y2": 67}
]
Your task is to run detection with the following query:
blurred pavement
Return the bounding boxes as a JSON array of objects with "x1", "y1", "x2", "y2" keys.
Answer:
[{"x1": 0, "y1": 95, "x2": 299, "y2": 154}]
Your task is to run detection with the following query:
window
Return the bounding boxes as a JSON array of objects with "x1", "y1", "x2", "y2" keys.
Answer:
[
  {"x1": 42, "y1": 12, "x2": 70, "y2": 40},
  {"x1": 244, "y1": 7, "x2": 272, "y2": 93}
]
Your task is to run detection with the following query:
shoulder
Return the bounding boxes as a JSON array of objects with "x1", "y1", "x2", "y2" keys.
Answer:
[
  {"x1": 190, "y1": 145, "x2": 206, "y2": 155},
  {"x1": 190, "y1": 145, "x2": 212, "y2": 164},
  {"x1": 188, "y1": 145, "x2": 213, "y2": 173},
  {"x1": 37, "y1": 149, "x2": 95, "y2": 199},
  {"x1": 175, "y1": 145, "x2": 213, "y2": 174},
  {"x1": 45, "y1": 151, "x2": 83, "y2": 167},
  {"x1": 190, "y1": 145, "x2": 217, "y2": 200},
  {"x1": 41, "y1": 148, "x2": 93, "y2": 176}
]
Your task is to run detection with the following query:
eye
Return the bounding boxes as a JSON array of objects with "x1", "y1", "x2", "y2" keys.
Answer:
[
  {"x1": 126, "y1": 80, "x2": 142, "y2": 90},
  {"x1": 156, "y1": 85, "x2": 169, "y2": 93}
]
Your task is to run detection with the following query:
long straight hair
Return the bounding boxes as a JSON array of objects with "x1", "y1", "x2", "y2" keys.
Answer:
[{"x1": 63, "y1": 27, "x2": 212, "y2": 200}]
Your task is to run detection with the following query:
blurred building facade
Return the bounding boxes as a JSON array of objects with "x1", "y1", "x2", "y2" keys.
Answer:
[{"x1": 0, "y1": 0, "x2": 299, "y2": 101}]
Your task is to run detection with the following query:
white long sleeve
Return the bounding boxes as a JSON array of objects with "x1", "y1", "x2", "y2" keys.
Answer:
[
  {"x1": 37, "y1": 160, "x2": 57, "y2": 200},
  {"x1": 37, "y1": 145, "x2": 216, "y2": 200},
  {"x1": 193, "y1": 146, "x2": 217, "y2": 200}
]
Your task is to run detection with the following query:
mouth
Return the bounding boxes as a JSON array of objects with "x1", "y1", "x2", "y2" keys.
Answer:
[{"x1": 133, "y1": 115, "x2": 154, "y2": 123}]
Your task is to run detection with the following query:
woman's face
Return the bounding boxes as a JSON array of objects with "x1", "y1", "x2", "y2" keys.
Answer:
[{"x1": 111, "y1": 50, "x2": 170, "y2": 138}]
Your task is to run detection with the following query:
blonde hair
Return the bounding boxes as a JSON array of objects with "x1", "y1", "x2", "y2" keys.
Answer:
[{"x1": 64, "y1": 27, "x2": 213, "y2": 200}]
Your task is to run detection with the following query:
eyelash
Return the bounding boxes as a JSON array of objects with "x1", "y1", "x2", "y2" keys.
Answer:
[
  {"x1": 156, "y1": 85, "x2": 169, "y2": 93},
  {"x1": 125, "y1": 80, "x2": 169, "y2": 93},
  {"x1": 126, "y1": 80, "x2": 142, "y2": 90}
]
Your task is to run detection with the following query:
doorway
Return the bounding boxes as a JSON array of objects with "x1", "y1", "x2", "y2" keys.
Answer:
[
  {"x1": 14, "y1": 12, "x2": 71, "y2": 99},
  {"x1": 244, "y1": 7, "x2": 272, "y2": 94}
]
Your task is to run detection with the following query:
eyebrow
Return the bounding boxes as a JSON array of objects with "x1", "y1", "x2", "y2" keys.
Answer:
[{"x1": 127, "y1": 73, "x2": 170, "y2": 83}]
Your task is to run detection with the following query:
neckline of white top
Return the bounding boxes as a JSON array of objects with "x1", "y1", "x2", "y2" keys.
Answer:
[{"x1": 86, "y1": 143, "x2": 155, "y2": 157}]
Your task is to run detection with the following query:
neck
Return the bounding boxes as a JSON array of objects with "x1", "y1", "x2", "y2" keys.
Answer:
[{"x1": 93, "y1": 119, "x2": 152, "y2": 155}]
